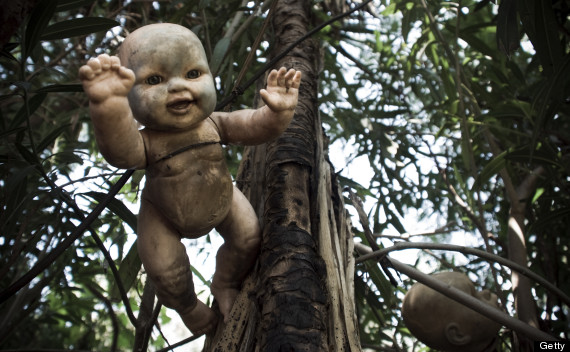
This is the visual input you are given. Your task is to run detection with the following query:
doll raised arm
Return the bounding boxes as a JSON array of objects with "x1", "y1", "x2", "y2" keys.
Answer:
[
  {"x1": 211, "y1": 67, "x2": 302, "y2": 145},
  {"x1": 79, "y1": 54, "x2": 147, "y2": 169}
]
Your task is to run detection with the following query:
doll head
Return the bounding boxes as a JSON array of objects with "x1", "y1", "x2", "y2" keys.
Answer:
[
  {"x1": 118, "y1": 23, "x2": 216, "y2": 131},
  {"x1": 402, "y1": 271, "x2": 501, "y2": 352}
]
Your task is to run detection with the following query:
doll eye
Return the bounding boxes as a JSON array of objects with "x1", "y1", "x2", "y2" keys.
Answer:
[
  {"x1": 186, "y1": 70, "x2": 200, "y2": 79},
  {"x1": 146, "y1": 75, "x2": 162, "y2": 85}
]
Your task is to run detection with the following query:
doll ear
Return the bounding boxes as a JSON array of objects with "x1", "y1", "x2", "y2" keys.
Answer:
[{"x1": 444, "y1": 322, "x2": 472, "y2": 346}]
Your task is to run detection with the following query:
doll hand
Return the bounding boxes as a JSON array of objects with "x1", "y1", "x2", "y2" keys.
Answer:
[
  {"x1": 78, "y1": 54, "x2": 135, "y2": 104},
  {"x1": 259, "y1": 67, "x2": 302, "y2": 113}
]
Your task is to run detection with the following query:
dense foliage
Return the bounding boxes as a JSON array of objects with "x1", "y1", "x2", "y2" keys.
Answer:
[{"x1": 0, "y1": 0, "x2": 568, "y2": 350}]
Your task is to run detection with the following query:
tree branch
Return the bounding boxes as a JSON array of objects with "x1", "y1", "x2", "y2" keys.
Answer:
[
  {"x1": 346, "y1": 187, "x2": 399, "y2": 286},
  {"x1": 86, "y1": 283, "x2": 119, "y2": 352},
  {"x1": 355, "y1": 241, "x2": 570, "y2": 308},
  {"x1": 354, "y1": 243, "x2": 559, "y2": 342},
  {"x1": 133, "y1": 277, "x2": 157, "y2": 352},
  {"x1": 507, "y1": 167, "x2": 545, "y2": 333},
  {"x1": 154, "y1": 334, "x2": 203, "y2": 352},
  {"x1": 89, "y1": 225, "x2": 138, "y2": 327}
]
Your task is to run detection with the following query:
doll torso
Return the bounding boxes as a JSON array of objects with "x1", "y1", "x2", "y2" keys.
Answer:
[{"x1": 141, "y1": 119, "x2": 233, "y2": 237}]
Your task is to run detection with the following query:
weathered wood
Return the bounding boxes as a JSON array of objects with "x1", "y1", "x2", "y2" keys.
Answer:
[{"x1": 203, "y1": 0, "x2": 361, "y2": 350}]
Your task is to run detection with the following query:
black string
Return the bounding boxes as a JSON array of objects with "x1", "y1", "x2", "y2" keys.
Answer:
[{"x1": 156, "y1": 140, "x2": 222, "y2": 163}]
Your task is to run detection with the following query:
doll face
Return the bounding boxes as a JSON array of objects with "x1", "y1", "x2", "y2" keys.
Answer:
[{"x1": 120, "y1": 24, "x2": 216, "y2": 131}]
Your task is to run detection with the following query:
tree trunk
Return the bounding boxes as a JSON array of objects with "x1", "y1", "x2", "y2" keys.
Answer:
[
  {"x1": 203, "y1": 0, "x2": 361, "y2": 350},
  {"x1": 508, "y1": 168, "x2": 543, "y2": 352}
]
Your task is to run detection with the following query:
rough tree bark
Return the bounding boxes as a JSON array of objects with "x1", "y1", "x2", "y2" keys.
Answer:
[{"x1": 202, "y1": 0, "x2": 361, "y2": 350}]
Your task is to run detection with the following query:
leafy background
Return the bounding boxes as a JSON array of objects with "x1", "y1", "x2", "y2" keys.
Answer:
[{"x1": 0, "y1": 0, "x2": 568, "y2": 350}]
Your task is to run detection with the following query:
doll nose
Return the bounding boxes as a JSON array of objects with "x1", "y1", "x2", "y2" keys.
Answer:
[{"x1": 167, "y1": 77, "x2": 190, "y2": 92}]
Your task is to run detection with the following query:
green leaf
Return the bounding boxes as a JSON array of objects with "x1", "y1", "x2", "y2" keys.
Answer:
[
  {"x1": 356, "y1": 232, "x2": 395, "y2": 305},
  {"x1": 0, "y1": 127, "x2": 26, "y2": 140},
  {"x1": 210, "y1": 37, "x2": 231, "y2": 74},
  {"x1": 338, "y1": 175, "x2": 374, "y2": 198},
  {"x1": 521, "y1": 0, "x2": 563, "y2": 76},
  {"x1": 533, "y1": 54, "x2": 570, "y2": 128},
  {"x1": 534, "y1": 0, "x2": 563, "y2": 74},
  {"x1": 1, "y1": 45, "x2": 18, "y2": 61},
  {"x1": 109, "y1": 241, "x2": 141, "y2": 301},
  {"x1": 191, "y1": 265, "x2": 210, "y2": 286},
  {"x1": 529, "y1": 208, "x2": 570, "y2": 234},
  {"x1": 55, "y1": 0, "x2": 96, "y2": 12},
  {"x1": 23, "y1": 0, "x2": 58, "y2": 60},
  {"x1": 496, "y1": 0, "x2": 519, "y2": 58},
  {"x1": 36, "y1": 84, "x2": 83, "y2": 93},
  {"x1": 16, "y1": 144, "x2": 39, "y2": 164},
  {"x1": 364, "y1": 260, "x2": 395, "y2": 306},
  {"x1": 449, "y1": 23, "x2": 496, "y2": 58},
  {"x1": 130, "y1": 169, "x2": 145, "y2": 192},
  {"x1": 9, "y1": 93, "x2": 47, "y2": 130},
  {"x1": 84, "y1": 191, "x2": 138, "y2": 232},
  {"x1": 41, "y1": 17, "x2": 120, "y2": 41},
  {"x1": 506, "y1": 147, "x2": 563, "y2": 168},
  {"x1": 531, "y1": 188, "x2": 545, "y2": 204},
  {"x1": 5, "y1": 165, "x2": 38, "y2": 195},
  {"x1": 37, "y1": 124, "x2": 71, "y2": 152},
  {"x1": 382, "y1": 2, "x2": 397, "y2": 15},
  {"x1": 355, "y1": 273, "x2": 385, "y2": 321},
  {"x1": 3, "y1": 165, "x2": 37, "y2": 235},
  {"x1": 53, "y1": 151, "x2": 83, "y2": 165},
  {"x1": 472, "y1": 150, "x2": 507, "y2": 191}
]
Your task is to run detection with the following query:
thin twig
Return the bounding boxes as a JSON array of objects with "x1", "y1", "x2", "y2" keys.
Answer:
[
  {"x1": 155, "y1": 334, "x2": 204, "y2": 352},
  {"x1": 346, "y1": 187, "x2": 399, "y2": 286},
  {"x1": 374, "y1": 222, "x2": 457, "y2": 239},
  {"x1": 89, "y1": 224, "x2": 139, "y2": 326},
  {"x1": 232, "y1": 0, "x2": 278, "y2": 95},
  {"x1": 86, "y1": 283, "x2": 119, "y2": 352},
  {"x1": 355, "y1": 241, "x2": 570, "y2": 308}
]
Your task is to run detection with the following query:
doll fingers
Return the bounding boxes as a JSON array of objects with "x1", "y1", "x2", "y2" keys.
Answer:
[
  {"x1": 118, "y1": 66, "x2": 135, "y2": 81},
  {"x1": 78, "y1": 64, "x2": 95, "y2": 81},
  {"x1": 292, "y1": 71, "x2": 302, "y2": 88},
  {"x1": 276, "y1": 67, "x2": 288, "y2": 87},
  {"x1": 284, "y1": 69, "x2": 302, "y2": 89},
  {"x1": 96, "y1": 54, "x2": 113, "y2": 70},
  {"x1": 109, "y1": 55, "x2": 122, "y2": 70},
  {"x1": 283, "y1": 68, "x2": 296, "y2": 80},
  {"x1": 266, "y1": 69, "x2": 279, "y2": 87},
  {"x1": 79, "y1": 57, "x2": 103, "y2": 79},
  {"x1": 86, "y1": 56, "x2": 102, "y2": 71}
]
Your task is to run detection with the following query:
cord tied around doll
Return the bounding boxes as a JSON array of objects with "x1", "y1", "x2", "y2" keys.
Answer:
[{"x1": 156, "y1": 140, "x2": 222, "y2": 163}]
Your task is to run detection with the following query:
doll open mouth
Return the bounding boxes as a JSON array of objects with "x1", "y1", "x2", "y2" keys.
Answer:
[{"x1": 167, "y1": 99, "x2": 194, "y2": 113}]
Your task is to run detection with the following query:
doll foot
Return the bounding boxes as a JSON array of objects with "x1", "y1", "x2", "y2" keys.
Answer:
[
  {"x1": 180, "y1": 300, "x2": 218, "y2": 335},
  {"x1": 210, "y1": 284, "x2": 240, "y2": 323}
]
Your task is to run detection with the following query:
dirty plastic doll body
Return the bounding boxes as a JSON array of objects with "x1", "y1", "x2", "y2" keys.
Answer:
[
  {"x1": 402, "y1": 272, "x2": 501, "y2": 352},
  {"x1": 78, "y1": 23, "x2": 301, "y2": 335}
]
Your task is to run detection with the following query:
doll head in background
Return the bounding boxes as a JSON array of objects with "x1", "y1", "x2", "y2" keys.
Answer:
[{"x1": 402, "y1": 271, "x2": 501, "y2": 352}]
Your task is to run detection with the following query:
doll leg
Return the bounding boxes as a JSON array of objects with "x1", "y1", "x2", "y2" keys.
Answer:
[
  {"x1": 137, "y1": 199, "x2": 217, "y2": 335},
  {"x1": 211, "y1": 186, "x2": 261, "y2": 321}
]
